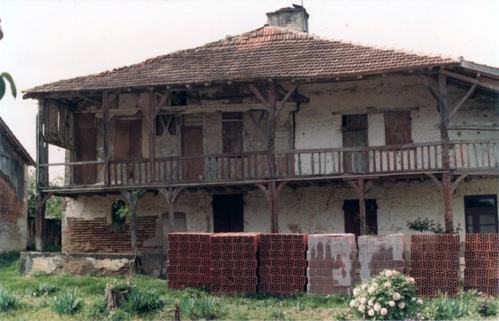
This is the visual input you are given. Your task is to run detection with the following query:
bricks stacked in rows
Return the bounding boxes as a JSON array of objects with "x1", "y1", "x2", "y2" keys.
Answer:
[
  {"x1": 259, "y1": 234, "x2": 308, "y2": 295},
  {"x1": 358, "y1": 234, "x2": 405, "y2": 283},
  {"x1": 464, "y1": 233, "x2": 499, "y2": 297},
  {"x1": 306, "y1": 234, "x2": 356, "y2": 295},
  {"x1": 167, "y1": 233, "x2": 213, "y2": 290},
  {"x1": 210, "y1": 233, "x2": 260, "y2": 295},
  {"x1": 409, "y1": 234, "x2": 460, "y2": 297}
]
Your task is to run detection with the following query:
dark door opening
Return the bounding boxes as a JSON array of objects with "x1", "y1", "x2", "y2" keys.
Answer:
[
  {"x1": 213, "y1": 194, "x2": 244, "y2": 233},
  {"x1": 465, "y1": 195, "x2": 498, "y2": 234},
  {"x1": 342, "y1": 114, "x2": 368, "y2": 173},
  {"x1": 343, "y1": 199, "x2": 378, "y2": 238}
]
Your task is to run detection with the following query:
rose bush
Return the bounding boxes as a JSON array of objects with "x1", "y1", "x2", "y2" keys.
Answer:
[{"x1": 349, "y1": 270, "x2": 426, "y2": 320}]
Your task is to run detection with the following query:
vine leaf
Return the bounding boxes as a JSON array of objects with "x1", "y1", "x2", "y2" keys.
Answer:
[{"x1": 0, "y1": 72, "x2": 16, "y2": 99}]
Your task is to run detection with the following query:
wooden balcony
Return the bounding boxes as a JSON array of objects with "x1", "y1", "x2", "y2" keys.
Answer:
[{"x1": 41, "y1": 140, "x2": 499, "y2": 192}]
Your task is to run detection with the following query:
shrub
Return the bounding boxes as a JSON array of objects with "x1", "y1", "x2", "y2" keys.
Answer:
[
  {"x1": 349, "y1": 270, "x2": 425, "y2": 320},
  {"x1": 477, "y1": 295, "x2": 499, "y2": 318},
  {"x1": 51, "y1": 287, "x2": 82, "y2": 315},
  {"x1": 32, "y1": 283, "x2": 57, "y2": 297},
  {"x1": 0, "y1": 288, "x2": 19, "y2": 311},
  {"x1": 123, "y1": 288, "x2": 163, "y2": 314},
  {"x1": 180, "y1": 297, "x2": 199, "y2": 320}
]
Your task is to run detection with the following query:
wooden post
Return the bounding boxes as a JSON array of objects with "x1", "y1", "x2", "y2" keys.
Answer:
[
  {"x1": 345, "y1": 178, "x2": 376, "y2": 236},
  {"x1": 267, "y1": 82, "x2": 276, "y2": 177},
  {"x1": 256, "y1": 181, "x2": 287, "y2": 233},
  {"x1": 35, "y1": 100, "x2": 49, "y2": 251},
  {"x1": 102, "y1": 92, "x2": 110, "y2": 185},
  {"x1": 159, "y1": 187, "x2": 185, "y2": 234},
  {"x1": 148, "y1": 92, "x2": 156, "y2": 182},
  {"x1": 438, "y1": 71, "x2": 454, "y2": 233}
]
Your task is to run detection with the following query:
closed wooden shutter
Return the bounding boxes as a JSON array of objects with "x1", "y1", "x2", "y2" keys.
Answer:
[{"x1": 385, "y1": 111, "x2": 411, "y2": 145}]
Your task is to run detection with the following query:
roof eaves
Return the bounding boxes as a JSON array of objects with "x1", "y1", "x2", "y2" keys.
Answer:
[{"x1": 0, "y1": 117, "x2": 35, "y2": 166}]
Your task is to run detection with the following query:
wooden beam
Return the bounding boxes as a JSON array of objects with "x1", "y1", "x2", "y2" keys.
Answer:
[
  {"x1": 438, "y1": 72, "x2": 450, "y2": 169},
  {"x1": 159, "y1": 187, "x2": 185, "y2": 234},
  {"x1": 418, "y1": 75, "x2": 440, "y2": 104},
  {"x1": 425, "y1": 172, "x2": 443, "y2": 193},
  {"x1": 249, "y1": 85, "x2": 270, "y2": 110},
  {"x1": 451, "y1": 174, "x2": 467, "y2": 192},
  {"x1": 275, "y1": 84, "x2": 299, "y2": 119},
  {"x1": 133, "y1": 94, "x2": 149, "y2": 120},
  {"x1": 446, "y1": 83, "x2": 478, "y2": 125},
  {"x1": 447, "y1": 123, "x2": 499, "y2": 131},
  {"x1": 440, "y1": 70, "x2": 479, "y2": 84}
]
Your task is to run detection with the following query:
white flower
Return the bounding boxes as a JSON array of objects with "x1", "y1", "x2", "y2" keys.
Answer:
[
  {"x1": 381, "y1": 308, "x2": 388, "y2": 316},
  {"x1": 350, "y1": 300, "x2": 356, "y2": 307},
  {"x1": 399, "y1": 302, "x2": 405, "y2": 309},
  {"x1": 368, "y1": 309, "x2": 375, "y2": 317},
  {"x1": 417, "y1": 299, "x2": 423, "y2": 305},
  {"x1": 385, "y1": 270, "x2": 393, "y2": 277},
  {"x1": 358, "y1": 305, "x2": 366, "y2": 313},
  {"x1": 374, "y1": 303, "x2": 381, "y2": 312},
  {"x1": 384, "y1": 282, "x2": 391, "y2": 289},
  {"x1": 393, "y1": 292, "x2": 401, "y2": 300},
  {"x1": 360, "y1": 297, "x2": 367, "y2": 304},
  {"x1": 368, "y1": 287, "x2": 375, "y2": 294},
  {"x1": 353, "y1": 288, "x2": 360, "y2": 296},
  {"x1": 389, "y1": 301, "x2": 395, "y2": 307},
  {"x1": 361, "y1": 284, "x2": 367, "y2": 290},
  {"x1": 407, "y1": 277, "x2": 415, "y2": 283},
  {"x1": 368, "y1": 299, "x2": 374, "y2": 306},
  {"x1": 412, "y1": 297, "x2": 417, "y2": 301},
  {"x1": 373, "y1": 282, "x2": 379, "y2": 288}
]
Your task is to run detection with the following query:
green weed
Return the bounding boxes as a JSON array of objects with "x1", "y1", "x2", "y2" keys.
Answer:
[
  {"x1": 32, "y1": 283, "x2": 58, "y2": 297},
  {"x1": 123, "y1": 288, "x2": 164, "y2": 314},
  {"x1": 51, "y1": 287, "x2": 82, "y2": 315},
  {"x1": 0, "y1": 289, "x2": 19, "y2": 311}
]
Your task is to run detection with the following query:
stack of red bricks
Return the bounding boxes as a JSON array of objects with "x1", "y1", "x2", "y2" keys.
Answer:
[
  {"x1": 410, "y1": 234, "x2": 460, "y2": 297},
  {"x1": 358, "y1": 234, "x2": 405, "y2": 283},
  {"x1": 259, "y1": 233, "x2": 308, "y2": 295},
  {"x1": 210, "y1": 233, "x2": 260, "y2": 295},
  {"x1": 306, "y1": 234, "x2": 356, "y2": 295},
  {"x1": 464, "y1": 233, "x2": 499, "y2": 296},
  {"x1": 167, "y1": 232, "x2": 213, "y2": 290}
]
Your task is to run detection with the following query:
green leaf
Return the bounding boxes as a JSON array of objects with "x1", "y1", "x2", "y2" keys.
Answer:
[
  {"x1": 1, "y1": 72, "x2": 16, "y2": 98},
  {"x1": 0, "y1": 76, "x2": 5, "y2": 100}
]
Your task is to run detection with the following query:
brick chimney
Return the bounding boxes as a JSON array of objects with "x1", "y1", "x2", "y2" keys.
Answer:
[{"x1": 266, "y1": 4, "x2": 309, "y2": 33}]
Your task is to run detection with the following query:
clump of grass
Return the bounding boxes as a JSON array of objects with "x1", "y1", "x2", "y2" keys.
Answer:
[
  {"x1": 123, "y1": 288, "x2": 163, "y2": 314},
  {"x1": 51, "y1": 287, "x2": 82, "y2": 315},
  {"x1": 0, "y1": 288, "x2": 19, "y2": 311},
  {"x1": 108, "y1": 308, "x2": 131, "y2": 321},
  {"x1": 82, "y1": 298, "x2": 108, "y2": 320},
  {"x1": 179, "y1": 296, "x2": 220, "y2": 320},
  {"x1": 30, "y1": 271, "x2": 50, "y2": 278},
  {"x1": 32, "y1": 283, "x2": 58, "y2": 297}
]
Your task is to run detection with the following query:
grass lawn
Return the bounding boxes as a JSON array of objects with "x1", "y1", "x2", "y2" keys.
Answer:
[
  {"x1": 0, "y1": 252, "x2": 348, "y2": 320},
  {"x1": 1, "y1": 252, "x2": 498, "y2": 320}
]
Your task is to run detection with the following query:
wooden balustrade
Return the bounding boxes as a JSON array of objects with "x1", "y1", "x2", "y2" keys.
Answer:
[{"x1": 39, "y1": 140, "x2": 499, "y2": 189}]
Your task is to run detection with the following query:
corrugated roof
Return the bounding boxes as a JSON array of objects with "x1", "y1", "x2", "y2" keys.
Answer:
[{"x1": 24, "y1": 26, "x2": 458, "y2": 96}]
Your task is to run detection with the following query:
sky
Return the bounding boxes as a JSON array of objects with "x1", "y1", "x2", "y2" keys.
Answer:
[{"x1": 1, "y1": 0, "x2": 498, "y2": 163}]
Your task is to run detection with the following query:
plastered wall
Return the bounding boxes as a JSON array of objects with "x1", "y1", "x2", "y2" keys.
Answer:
[{"x1": 61, "y1": 176, "x2": 498, "y2": 253}]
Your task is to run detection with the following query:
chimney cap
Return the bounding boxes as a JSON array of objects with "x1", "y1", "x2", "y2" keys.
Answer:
[{"x1": 266, "y1": 5, "x2": 309, "y2": 33}]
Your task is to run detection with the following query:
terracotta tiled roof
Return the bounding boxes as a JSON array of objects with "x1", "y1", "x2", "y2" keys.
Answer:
[{"x1": 24, "y1": 26, "x2": 458, "y2": 95}]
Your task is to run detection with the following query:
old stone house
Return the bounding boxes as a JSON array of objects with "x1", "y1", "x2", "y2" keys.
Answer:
[
  {"x1": 0, "y1": 117, "x2": 35, "y2": 252},
  {"x1": 23, "y1": 6, "x2": 498, "y2": 255}
]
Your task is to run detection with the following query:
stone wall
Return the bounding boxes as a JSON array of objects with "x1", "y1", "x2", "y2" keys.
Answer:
[{"x1": 20, "y1": 252, "x2": 135, "y2": 276}]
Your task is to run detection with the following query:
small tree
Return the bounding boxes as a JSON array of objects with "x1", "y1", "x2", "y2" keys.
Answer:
[{"x1": 27, "y1": 170, "x2": 63, "y2": 219}]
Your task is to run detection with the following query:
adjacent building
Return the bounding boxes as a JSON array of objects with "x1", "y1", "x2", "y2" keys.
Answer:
[{"x1": 0, "y1": 117, "x2": 35, "y2": 252}]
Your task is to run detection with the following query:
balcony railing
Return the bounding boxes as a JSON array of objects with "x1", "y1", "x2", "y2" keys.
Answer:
[{"x1": 41, "y1": 140, "x2": 499, "y2": 189}]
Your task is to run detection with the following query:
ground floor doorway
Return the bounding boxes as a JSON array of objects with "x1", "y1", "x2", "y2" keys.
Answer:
[
  {"x1": 343, "y1": 199, "x2": 378, "y2": 237},
  {"x1": 213, "y1": 194, "x2": 244, "y2": 233}
]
